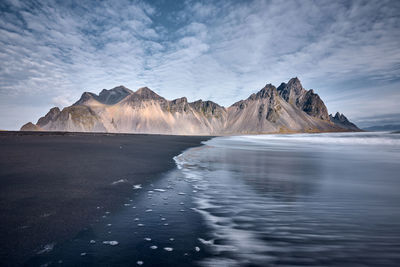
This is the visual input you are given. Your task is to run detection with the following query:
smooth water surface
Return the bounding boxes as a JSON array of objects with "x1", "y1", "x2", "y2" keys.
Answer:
[{"x1": 175, "y1": 132, "x2": 400, "y2": 266}]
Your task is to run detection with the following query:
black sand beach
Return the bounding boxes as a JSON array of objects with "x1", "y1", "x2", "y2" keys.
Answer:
[{"x1": 0, "y1": 132, "x2": 210, "y2": 266}]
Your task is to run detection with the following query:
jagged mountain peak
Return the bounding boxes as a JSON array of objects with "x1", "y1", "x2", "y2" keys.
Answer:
[
  {"x1": 74, "y1": 92, "x2": 96, "y2": 105},
  {"x1": 100, "y1": 85, "x2": 133, "y2": 95},
  {"x1": 171, "y1": 97, "x2": 188, "y2": 104},
  {"x1": 113, "y1": 85, "x2": 130, "y2": 90},
  {"x1": 240, "y1": 84, "x2": 277, "y2": 103},
  {"x1": 21, "y1": 78, "x2": 360, "y2": 134},
  {"x1": 136, "y1": 86, "x2": 157, "y2": 95},
  {"x1": 129, "y1": 87, "x2": 165, "y2": 101},
  {"x1": 277, "y1": 77, "x2": 306, "y2": 102},
  {"x1": 287, "y1": 76, "x2": 302, "y2": 86},
  {"x1": 256, "y1": 83, "x2": 277, "y2": 98},
  {"x1": 329, "y1": 112, "x2": 360, "y2": 131},
  {"x1": 330, "y1": 112, "x2": 347, "y2": 122},
  {"x1": 74, "y1": 86, "x2": 134, "y2": 106},
  {"x1": 276, "y1": 78, "x2": 329, "y2": 121},
  {"x1": 49, "y1": 107, "x2": 61, "y2": 113},
  {"x1": 286, "y1": 77, "x2": 304, "y2": 93},
  {"x1": 300, "y1": 90, "x2": 329, "y2": 121},
  {"x1": 189, "y1": 99, "x2": 225, "y2": 117},
  {"x1": 37, "y1": 106, "x2": 61, "y2": 127},
  {"x1": 190, "y1": 99, "x2": 224, "y2": 108},
  {"x1": 96, "y1": 85, "x2": 133, "y2": 104}
]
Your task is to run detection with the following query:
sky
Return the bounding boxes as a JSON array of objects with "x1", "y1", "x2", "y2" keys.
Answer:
[{"x1": 0, "y1": 0, "x2": 399, "y2": 130}]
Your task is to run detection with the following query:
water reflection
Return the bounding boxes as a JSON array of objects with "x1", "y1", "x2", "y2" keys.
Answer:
[{"x1": 175, "y1": 132, "x2": 400, "y2": 266}]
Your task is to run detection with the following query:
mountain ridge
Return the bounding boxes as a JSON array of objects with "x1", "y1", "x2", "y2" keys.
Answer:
[{"x1": 21, "y1": 78, "x2": 360, "y2": 135}]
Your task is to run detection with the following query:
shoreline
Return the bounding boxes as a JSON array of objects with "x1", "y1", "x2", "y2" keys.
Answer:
[
  {"x1": 0, "y1": 132, "x2": 212, "y2": 266},
  {"x1": 0, "y1": 130, "x2": 218, "y2": 137},
  {"x1": 5, "y1": 126, "x2": 363, "y2": 139}
]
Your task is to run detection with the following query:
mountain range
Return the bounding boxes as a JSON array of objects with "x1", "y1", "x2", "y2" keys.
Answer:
[{"x1": 21, "y1": 77, "x2": 360, "y2": 135}]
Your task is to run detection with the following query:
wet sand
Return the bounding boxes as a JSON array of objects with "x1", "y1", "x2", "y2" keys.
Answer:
[{"x1": 0, "y1": 131, "x2": 211, "y2": 266}]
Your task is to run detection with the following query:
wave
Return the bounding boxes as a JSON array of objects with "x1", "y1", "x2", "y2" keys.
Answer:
[{"x1": 198, "y1": 133, "x2": 400, "y2": 152}]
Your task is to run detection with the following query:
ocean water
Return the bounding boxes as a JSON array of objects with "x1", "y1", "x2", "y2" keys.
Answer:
[
  {"x1": 174, "y1": 132, "x2": 400, "y2": 266},
  {"x1": 29, "y1": 132, "x2": 400, "y2": 266}
]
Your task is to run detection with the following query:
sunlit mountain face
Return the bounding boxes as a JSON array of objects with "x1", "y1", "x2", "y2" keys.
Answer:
[{"x1": 20, "y1": 78, "x2": 359, "y2": 134}]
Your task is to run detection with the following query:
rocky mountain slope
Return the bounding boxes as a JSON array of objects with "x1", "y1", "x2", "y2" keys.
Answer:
[
  {"x1": 329, "y1": 112, "x2": 360, "y2": 131},
  {"x1": 21, "y1": 78, "x2": 360, "y2": 135}
]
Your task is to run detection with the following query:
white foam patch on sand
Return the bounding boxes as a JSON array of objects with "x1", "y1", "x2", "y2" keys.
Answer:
[
  {"x1": 154, "y1": 188, "x2": 166, "y2": 192},
  {"x1": 173, "y1": 155, "x2": 183, "y2": 169},
  {"x1": 133, "y1": 184, "x2": 142, "y2": 190},
  {"x1": 111, "y1": 179, "x2": 127, "y2": 185},
  {"x1": 198, "y1": 238, "x2": 214, "y2": 246},
  {"x1": 37, "y1": 243, "x2": 55, "y2": 254},
  {"x1": 102, "y1": 241, "x2": 119, "y2": 246}
]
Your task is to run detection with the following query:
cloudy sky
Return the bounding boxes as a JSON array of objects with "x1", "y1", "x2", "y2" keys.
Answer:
[{"x1": 0, "y1": 0, "x2": 399, "y2": 129}]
